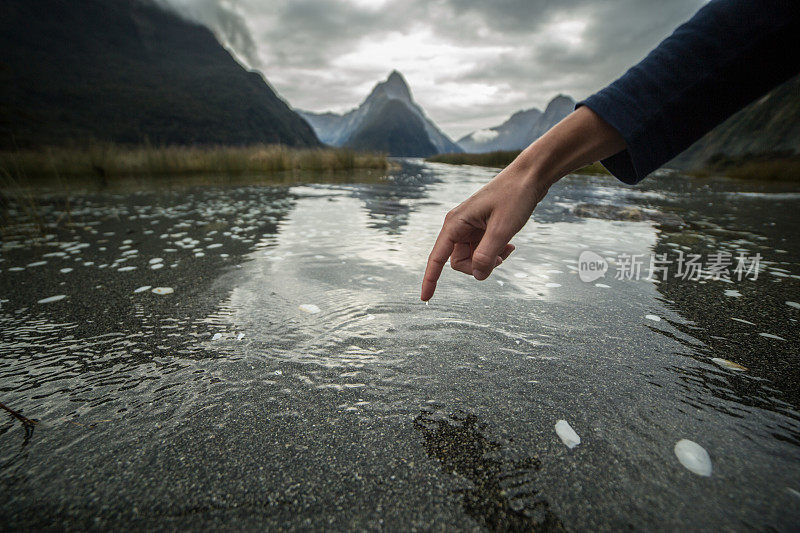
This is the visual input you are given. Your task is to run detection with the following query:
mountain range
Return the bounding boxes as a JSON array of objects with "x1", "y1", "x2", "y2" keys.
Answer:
[
  {"x1": 457, "y1": 95, "x2": 575, "y2": 153},
  {"x1": 0, "y1": 0, "x2": 319, "y2": 148},
  {"x1": 299, "y1": 71, "x2": 461, "y2": 157},
  {"x1": 669, "y1": 73, "x2": 800, "y2": 170}
]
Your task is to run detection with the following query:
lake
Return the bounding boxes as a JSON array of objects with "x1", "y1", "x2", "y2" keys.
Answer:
[{"x1": 1, "y1": 160, "x2": 798, "y2": 530}]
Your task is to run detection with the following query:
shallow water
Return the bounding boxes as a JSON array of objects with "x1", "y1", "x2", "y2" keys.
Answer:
[{"x1": 1, "y1": 161, "x2": 798, "y2": 530}]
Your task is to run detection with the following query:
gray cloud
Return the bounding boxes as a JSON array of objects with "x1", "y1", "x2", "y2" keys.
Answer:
[
  {"x1": 162, "y1": 0, "x2": 706, "y2": 138},
  {"x1": 160, "y1": 0, "x2": 260, "y2": 67}
]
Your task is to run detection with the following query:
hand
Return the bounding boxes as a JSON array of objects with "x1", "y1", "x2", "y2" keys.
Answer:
[
  {"x1": 419, "y1": 107, "x2": 627, "y2": 301},
  {"x1": 421, "y1": 162, "x2": 550, "y2": 301}
]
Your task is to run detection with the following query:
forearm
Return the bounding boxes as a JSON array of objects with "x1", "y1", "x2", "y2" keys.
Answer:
[
  {"x1": 507, "y1": 106, "x2": 626, "y2": 192},
  {"x1": 581, "y1": 0, "x2": 800, "y2": 183}
]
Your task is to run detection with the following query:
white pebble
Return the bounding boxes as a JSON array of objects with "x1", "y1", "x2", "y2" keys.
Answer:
[
  {"x1": 149, "y1": 258, "x2": 163, "y2": 264},
  {"x1": 151, "y1": 287, "x2": 174, "y2": 295},
  {"x1": 207, "y1": 243, "x2": 223, "y2": 249},
  {"x1": 730, "y1": 317, "x2": 755, "y2": 325},
  {"x1": 555, "y1": 419, "x2": 581, "y2": 449},
  {"x1": 133, "y1": 286, "x2": 152, "y2": 293},
  {"x1": 759, "y1": 332, "x2": 786, "y2": 341},
  {"x1": 724, "y1": 290, "x2": 742, "y2": 297},
  {"x1": 711, "y1": 357, "x2": 747, "y2": 371},
  {"x1": 59, "y1": 268, "x2": 73, "y2": 274},
  {"x1": 645, "y1": 314, "x2": 662, "y2": 322},
  {"x1": 118, "y1": 266, "x2": 137, "y2": 272},
  {"x1": 595, "y1": 283, "x2": 610, "y2": 288},
  {"x1": 38, "y1": 294, "x2": 66, "y2": 304},
  {"x1": 674, "y1": 439, "x2": 712, "y2": 476},
  {"x1": 150, "y1": 263, "x2": 164, "y2": 270},
  {"x1": 786, "y1": 301, "x2": 800, "y2": 309},
  {"x1": 299, "y1": 304, "x2": 321, "y2": 314},
  {"x1": 28, "y1": 261, "x2": 47, "y2": 267}
]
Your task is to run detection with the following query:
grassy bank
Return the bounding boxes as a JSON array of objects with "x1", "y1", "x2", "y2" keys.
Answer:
[
  {"x1": 429, "y1": 150, "x2": 800, "y2": 181},
  {"x1": 426, "y1": 151, "x2": 610, "y2": 175},
  {"x1": 0, "y1": 144, "x2": 390, "y2": 181},
  {"x1": 692, "y1": 152, "x2": 800, "y2": 181}
]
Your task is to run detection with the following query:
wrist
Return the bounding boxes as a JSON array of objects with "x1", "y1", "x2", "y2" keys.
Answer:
[{"x1": 509, "y1": 146, "x2": 561, "y2": 201}]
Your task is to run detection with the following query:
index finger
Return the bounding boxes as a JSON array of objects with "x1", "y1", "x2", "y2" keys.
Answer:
[{"x1": 421, "y1": 228, "x2": 455, "y2": 301}]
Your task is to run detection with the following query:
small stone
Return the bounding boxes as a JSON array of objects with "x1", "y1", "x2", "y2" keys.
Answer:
[
  {"x1": 711, "y1": 358, "x2": 747, "y2": 371},
  {"x1": 38, "y1": 294, "x2": 67, "y2": 304},
  {"x1": 674, "y1": 439, "x2": 712, "y2": 476},
  {"x1": 555, "y1": 419, "x2": 581, "y2": 449},
  {"x1": 151, "y1": 287, "x2": 174, "y2": 295}
]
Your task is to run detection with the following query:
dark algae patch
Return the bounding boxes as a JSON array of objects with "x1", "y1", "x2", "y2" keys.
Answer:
[{"x1": 415, "y1": 407, "x2": 564, "y2": 532}]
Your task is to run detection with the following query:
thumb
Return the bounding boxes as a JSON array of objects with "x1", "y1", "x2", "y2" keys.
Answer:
[{"x1": 471, "y1": 219, "x2": 512, "y2": 280}]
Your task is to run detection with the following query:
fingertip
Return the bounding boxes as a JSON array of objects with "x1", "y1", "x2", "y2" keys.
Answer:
[{"x1": 473, "y1": 269, "x2": 489, "y2": 281}]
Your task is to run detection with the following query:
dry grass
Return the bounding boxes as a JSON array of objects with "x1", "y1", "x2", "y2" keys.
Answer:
[
  {"x1": 0, "y1": 144, "x2": 389, "y2": 181},
  {"x1": 693, "y1": 153, "x2": 800, "y2": 181}
]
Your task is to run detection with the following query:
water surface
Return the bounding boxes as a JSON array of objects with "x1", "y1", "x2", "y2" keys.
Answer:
[{"x1": 1, "y1": 161, "x2": 798, "y2": 530}]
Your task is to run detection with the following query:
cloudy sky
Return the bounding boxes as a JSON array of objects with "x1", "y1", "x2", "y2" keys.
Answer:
[{"x1": 167, "y1": 0, "x2": 706, "y2": 139}]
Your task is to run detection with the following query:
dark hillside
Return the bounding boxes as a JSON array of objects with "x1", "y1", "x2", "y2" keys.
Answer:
[{"x1": 0, "y1": 0, "x2": 320, "y2": 148}]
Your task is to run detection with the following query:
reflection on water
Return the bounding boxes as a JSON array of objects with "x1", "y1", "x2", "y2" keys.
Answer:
[{"x1": 1, "y1": 162, "x2": 799, "y2": 529}]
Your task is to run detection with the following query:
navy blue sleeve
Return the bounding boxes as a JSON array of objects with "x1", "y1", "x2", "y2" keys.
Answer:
[{"x1": 578, "y1": 0, "x2": 800, "y2": 184}]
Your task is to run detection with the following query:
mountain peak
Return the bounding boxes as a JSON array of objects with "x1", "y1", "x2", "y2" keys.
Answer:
[
  {"x1": 386, "y1": 69, "x2": 408, "y2": 87},
  {"x1": 370, "y1": 70, "x2": 412, "y2": 103}
]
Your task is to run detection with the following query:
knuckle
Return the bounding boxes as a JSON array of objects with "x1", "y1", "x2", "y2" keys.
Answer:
[{"x1": 472, "y1": 250, "x2": 494, "y2": 267}]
